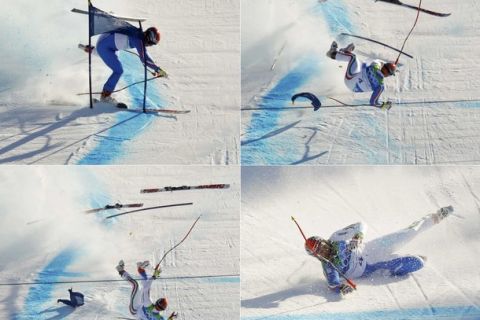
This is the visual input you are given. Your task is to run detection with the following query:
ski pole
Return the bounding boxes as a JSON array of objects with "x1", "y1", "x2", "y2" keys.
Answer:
[
  {"x1": 155, "y1": 215, "x2": 202, "y2": 271},
  {"x1": 291, "y1": 216, "x2": 357, "y2": 290}
]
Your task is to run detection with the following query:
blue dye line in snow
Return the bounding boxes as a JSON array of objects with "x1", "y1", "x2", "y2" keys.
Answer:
[
  {"x1": 242, "y1": 305, "x2": 480, "y2": 320},
  {"x1": 77, "y1": 51, "x2": 166, "y2": 164},
  {"x1": 19, "y1": 170, "x2": 112, "y2": 319},
  {"x1": 242, "y1": 56, "x2": 320, "y2": 165},
  {"x1": 313, "y1": 0, "x2": 353, "y2": 34},
  {"x1": 201, "y1": 276, "x2": 240, "y2": 284},
  {"x1": 19, "y1": 249, "x2": 82, "y2": 320},
  {"x1": 242, "y1": 1, "x2": 354, "y2": 165}
]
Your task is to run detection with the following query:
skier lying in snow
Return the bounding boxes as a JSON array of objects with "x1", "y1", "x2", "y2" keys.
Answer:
[
  {"x1": 116, "y1": 260, "x2": 177, "y2": 320},
  {"x1": 83, "y1": 27, "x2": 167, "y2": 104},
  {"x1": 326, "y1": 41, "x2": 397, "y2": 110},
  {"x1": 304, "y1": 206, "x2": 454, "y2": 295},
  {"x1": 57, "y1": 288, "x2": 84, "y2": 307}
]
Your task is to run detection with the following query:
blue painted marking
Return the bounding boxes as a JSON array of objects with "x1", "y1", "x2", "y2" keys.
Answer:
[
  {"x1": 201, "y1": 276, "x2": 240, "y2": 284},
  {"x1": 313, "y1": 0, "x2": 353, "y2": 34},
  {"x1": 18, "y1": 249, "x2": 81, "y2": 319},
  {"x1": 242, "y1": 305, "x2": 480, "y2": 320},
  {"x1": 242, "y1": 56, "x2": 320, "y2": 165},
  {"x1": 19, "y1": 170, "x2": 113, "y2": 318},
  {"x1": 77, "y1": 51, "x2": 166, "y2": 164},
  {"x1": 242, "y1": 1, "x2": 354, "y2": 165}
]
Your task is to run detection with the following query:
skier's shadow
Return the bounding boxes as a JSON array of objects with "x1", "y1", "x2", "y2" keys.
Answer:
[
  {"x1": 38, "y1": 305, "x2": 76, "y2": 320},
  {"x1": 242, "y1": 274, "x2": 411, "y2": 310},
  {"x1": 0, "y1": 106, "x2": 156, "y2": 164},
  {"x1": 241, "y1": 120, "x2": 301, "y2": 146}
]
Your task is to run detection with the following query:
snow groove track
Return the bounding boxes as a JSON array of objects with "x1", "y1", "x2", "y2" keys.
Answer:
[
  {"x1": 241, "y1": 166, "x2": 480, "y2": 320},
  {"x1": 242, "y1": 0, "x2": 480, "y2": 165}
]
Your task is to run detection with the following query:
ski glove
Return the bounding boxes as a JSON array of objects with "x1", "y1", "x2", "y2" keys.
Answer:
[
  {"x1": 381, "y1": 101, "x2": 392, "y2": 111},
  {"x1": 348, "y1": 233, "x2": 363, "y2": 250},
  {"x1": 339, "y1": 283, "x2": 354, "y2": 295},
  {"x1": 153, "y1": 266, "x2": 162, "y2": 279},
  {"x1": 168, "y1": 311, "x2": 178, "y2": 319},
  {"x1": 154, "y1": 69, "x2": 168, "y2": 78}
]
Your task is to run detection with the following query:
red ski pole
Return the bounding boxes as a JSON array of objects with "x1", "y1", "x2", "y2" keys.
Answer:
[
  {"x1": 291, "y1": 216, "x2": 357, "y2": 290},
  {"x1": 155, "y1": 215, "x2": 202, "y2": 272}
]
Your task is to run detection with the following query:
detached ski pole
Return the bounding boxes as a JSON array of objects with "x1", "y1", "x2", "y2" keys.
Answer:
[
  {"x1": 155, "y1": 215, "x2": 202, "y2": 272},
  {"x1": 291, "y1": 216, "x2": 357, "y2": 290}
]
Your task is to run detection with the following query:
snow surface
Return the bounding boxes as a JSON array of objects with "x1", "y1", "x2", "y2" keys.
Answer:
[
  {"x1": 0, "y1": 166, "x2": 239, "y2": 319},
  {"x1": 241, "y1": 0, "x2": 480, "y2": 165},
  {"x1": 241, "y1": 166, "x2": 480, "y2": 319},
  {"x1": 0, "y1": 0, "x2": 240, "y2": 164}
]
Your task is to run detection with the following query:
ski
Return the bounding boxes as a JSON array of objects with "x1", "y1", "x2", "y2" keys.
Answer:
[
  {"x1": 339, "y1": 33, "x2": 413, "y2": 59},
  {"x1": 85, "y1": 203, "x2": 144, "y2": 214},
  {"x1": 141, "y1": 184, "x2": 230, "y2": 193},
  {"x1": 141, "y1": 108, "x2": 191, "y2": 114},
  {"x1": 105, "y1": 202, "x2": 193, "y2": 219},
  {"x1": 375, "y1": 0, "x2": 451, "y2": 17}
]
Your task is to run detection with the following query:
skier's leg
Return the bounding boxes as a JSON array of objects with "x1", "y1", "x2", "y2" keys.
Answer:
[
  {"x1": 334, "y1": 51, "x2": 361, "y2": 80},
  {"x1": 363, "y1": 255, "x2": 425, "y2": 277},
  {"x1": 364, "y1": 211, "x2": 445, "y2": 262},
  {"x1": 96, "y1": 35, "x2": 123, "y2": 93},
  {"x1": 57, "y1": 299, "x2": 75, "y2": 307},
  {"x1": 120, "y1": 270, "x2": 142, "y2": 315},
  {"x1": 137, "y1": 263, "x2": 155, "y2": 308}
]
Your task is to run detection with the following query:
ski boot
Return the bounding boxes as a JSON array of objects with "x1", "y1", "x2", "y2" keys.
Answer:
[
  {"x1": 137, "y1": 260, "x2": 150, "y2": 273},
  {"x1": 381, "y1": 101, "x2": 392, "y2": 111},
  {"x1": 326, "y1": 41, "x2": 338, "y2": 59},
  {"x1": 116, "y1": 260, "x2": 125, "y2": 275},
  {"x1": 436, "y1": 205, "x2": 454, "y2": 221},
  {"x1": 340, "y1": 43, "x2": 355, "y2": 53},
  {"x1": 100, "y1": 90, "x2": 118, "y2": 104}
]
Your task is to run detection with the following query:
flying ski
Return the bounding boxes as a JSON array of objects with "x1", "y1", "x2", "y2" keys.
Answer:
[
  {"x1": 339, "y1": 33, "x2": 413, "y2": 59},
  {"x1": 85, "y1": 203, "x2": 144, "y2": 214},
  {"x1": 375, "y1": 0, "x2": 451, "y2": 17},
  {"x1": 140, "y1": 184, "x2": 231, "y2": 193}
]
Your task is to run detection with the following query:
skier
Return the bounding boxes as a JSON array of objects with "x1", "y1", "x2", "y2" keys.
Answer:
[
  {"x1": 116, "y1": 260, "x2": 177, "y2": 320},
  {"x1": 326, "y1": 41, "x2": 397, "y2": 110},
  {"x1": 304, "y1": 206, "x2": 454, "y2": 295},
  {"x1": 57, "y1": 288, "x2": 85, "y2": 307},
  {"x1": 83, "y1": 27, "x2": 167, "y2": 103}
]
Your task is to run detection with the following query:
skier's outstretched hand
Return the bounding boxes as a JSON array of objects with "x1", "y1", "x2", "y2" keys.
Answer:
[
  {"x1": 154, "y1": 69, "x2": 168, "y2": 78},
  {"x1": 339, "y1": 283, "x2": 354, "y2": 295},
  {"x1": 153, "y1": 266, "x2": 162, "y2": 279},
  {"x1": 348, "y1": 233, "x2": 363, "y2": 250},
  {"x1": 168, "y1": 311, "x2": 178, "y2": 319}
]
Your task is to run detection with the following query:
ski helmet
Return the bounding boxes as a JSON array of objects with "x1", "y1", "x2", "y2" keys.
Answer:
[
  {"x1": 145, "y1": 27, "x2": 161, "y2": 45},
  {"x1": 383, "y1": 62, "x2": 397, "y2": 76},
  {"x1": 155, "y1": 298, "x2": 168, "y2": 311},
  {"x1": 305, "y1": 236, "x2": 328, "y2": 257}
]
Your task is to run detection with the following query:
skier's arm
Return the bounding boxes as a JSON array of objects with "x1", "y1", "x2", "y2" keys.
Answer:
[
  {"x1": 370, "y1": 84, "x2": 384, "y2": 106},
  {"x1": 133, "y1": 39, "x2": 162, "y2": 73},
  {"x1": 330, "y1": 222, "x2": 367, "y2": 242}
]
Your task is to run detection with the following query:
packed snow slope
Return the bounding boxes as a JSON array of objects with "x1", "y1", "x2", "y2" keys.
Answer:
[
  {"x1": 241, "y1": 166, "x2": 480, "y2": 320},
  {"x1": 0, "y1": 166, "x2": 239, "y2": 319},
  {"x1": 0, "y1": 0, "x2": 239, "y2": 164},
  {"x1": 241, "y1": 0, "x2": 480, "y2": 165}
]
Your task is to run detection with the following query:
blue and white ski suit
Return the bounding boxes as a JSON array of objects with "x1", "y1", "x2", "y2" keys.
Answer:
[
  {"x1": 95, "y1": 33, "x2": 161, "y2": 93},
  {"x1": 318, "y1": 214, "x2": 441, "y2": 292},
  {"x1": 334, "y1": 51, "x2": 387, "y2": 106}
]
